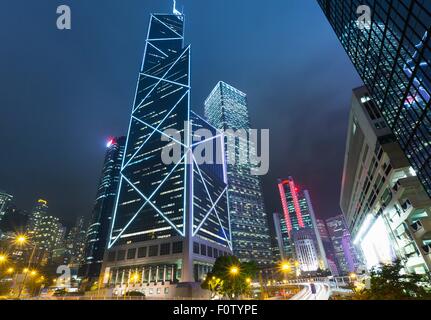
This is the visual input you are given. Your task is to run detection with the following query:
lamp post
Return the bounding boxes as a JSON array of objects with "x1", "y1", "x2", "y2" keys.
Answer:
[
  {"x1": 15, "y1": 235, "x2": 38, "y2": 299},
  {"x1": 229, "y1": 266, "x2": 239, "y2": 276},
  {"x1": 280, "y1": 261, "x2": 291, "y2": 283}
]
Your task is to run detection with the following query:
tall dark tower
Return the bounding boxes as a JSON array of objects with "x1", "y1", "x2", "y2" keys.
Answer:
[
  {"x1": 204, "y1": 82, "x2": 273, "y2": 266},
  {"x1": 101, "y1": 7, "x2": 231, "y2": 298},
  {"x1": 317, "y1": 0, "x2": 431, "y2": 197},
  {"x1": 80, "y1": 137, "x2": 125, "y2": 282}
]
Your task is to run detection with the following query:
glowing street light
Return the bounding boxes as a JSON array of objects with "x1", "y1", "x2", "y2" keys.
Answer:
[
  {"x1": 14, "y1": 234, "x2": 28, "y2": 246},
  {"x1": 229, "y1": 266, "x2": 239, "y2": 276},
  {"x1": 349, "y1": 273, "x2": 357, "y2": 281},
  {"x1": 0, "y1": 254, "x2": 7, "y2": 264},
  {"x1": 280, "y1": 262, "x2": 291, "y2": 273},
  {"x1": 246, "y1": 278, "x2": 252, "y2": 285},
  {"x1": 131, "y1": 273, "x2": 140, "y2": 283},
  {"x1": 30, "y1": 270, "x2": 37, "y2": 277},
  {"x1": 6, "y1": 267, "x2": 14, "y2": 274}
]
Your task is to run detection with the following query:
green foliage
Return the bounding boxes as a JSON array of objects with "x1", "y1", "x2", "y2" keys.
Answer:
[
  {"x1": 353, "y1": 260, "x2": 431, "y2": 300},
  {"x1": 126, "y1": 291, "x2": 146, "y2": 297},
  {"x1": 201, "y1": 256, "x2": 258, "y2": 300}
]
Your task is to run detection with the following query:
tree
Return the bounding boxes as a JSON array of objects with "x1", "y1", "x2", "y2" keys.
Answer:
[
  {"x1": 201, "y1": 256, "x2": 258, "y2": 300},
  {"x1": 353, "y1": 260, "x2": 431, "y2": 300}
]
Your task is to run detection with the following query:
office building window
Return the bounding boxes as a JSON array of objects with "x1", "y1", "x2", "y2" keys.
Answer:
[
  {"x1": 127, "y1": 248, "x2": 136, "y2": 260},
  {"x1": 149, "y1": 245, "x2": 158, "y2": 257},
  {"x1": 117, "y1": 250, "x2": 126, "y2": 261},
  {"x1": 193, "y1": 242, "x2": 200, "y2": 254},
  {"x1": 160, "y1": 243, "x2": 171, "y2": 256},
  {"x1": 137, "y1": 247, "x2": 147, "y2": 258},
  {"x1": 107, "y1": 251, "x2": 116, "y2": 262},
  {"x1": 172, "y1": 241, "x2": 183, "y2": 254},
  {"x1": 200, "y1": 244, "x2": 207, "y2": 256}
]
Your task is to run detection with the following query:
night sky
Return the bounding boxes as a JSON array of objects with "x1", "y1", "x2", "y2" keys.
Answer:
[{"x1": 0, "y1": 0, "x2": 362, "y2": 225}]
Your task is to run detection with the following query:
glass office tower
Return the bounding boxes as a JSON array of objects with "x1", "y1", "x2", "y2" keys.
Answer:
[
  {"x1": 317, "y1": 0, "x2": 431, "y2": 196},
  {"x1": 80, "y1": 137, "x2": 125, "y2": 282},
  {"x1": 102, "y1": 9, "x2": 231, "y2": 298},
  {"x1": 204, "y1": 81, "x2": 273, "y2": 266}
]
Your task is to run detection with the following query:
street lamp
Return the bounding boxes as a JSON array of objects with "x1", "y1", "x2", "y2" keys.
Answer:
[
  {"x1": 14, "y1": 234, "x2": 28, "y2": 246},
  {"x1": 229, "y1": 266, "x2": 239, "y2": 276},
  {"x1": 280, "y1": 261, "x2": 291, "y2": 273},
  {"x1": 131, "y1": 273, "x2": 140, "y2": 284},
  {"x1": 0, "y1": 253, "x2": 7, "y2": 264},
  {"x1": 14, "y1": 234, "x2": 38, "y2": 299}
]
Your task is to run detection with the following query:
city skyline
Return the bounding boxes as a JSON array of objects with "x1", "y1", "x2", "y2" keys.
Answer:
[
  {"x1": 0, "y1": 0, "x2": 362, "y2": 225},
  {"x1": 0, "y1": 0, "x2": 431, "y2": 303}
]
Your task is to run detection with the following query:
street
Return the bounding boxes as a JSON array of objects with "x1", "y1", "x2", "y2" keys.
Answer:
[{"x1": 290, "y1": 283, "x2": 331, "y2": 301}]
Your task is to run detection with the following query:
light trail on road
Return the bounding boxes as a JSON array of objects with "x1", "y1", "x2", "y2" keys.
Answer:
[{"x1": 290, "y1": 283, "x2": 330, "y2": 300}]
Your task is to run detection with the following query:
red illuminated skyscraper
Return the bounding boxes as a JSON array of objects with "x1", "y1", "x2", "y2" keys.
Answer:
[{"x1": 277, "y1": 177, "x2": 328, "y2": 272}]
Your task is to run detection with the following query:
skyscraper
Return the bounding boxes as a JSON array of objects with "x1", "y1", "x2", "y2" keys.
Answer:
[
  {"x1": 204, "y1": 81, "x2": 272, "y2": 266},
  {"x1": 0, "y1": 205, "x2": 28, "y2": 233},
  {"x1": 66, "y1": 216, "x2": 87, "y2": 267},
  {"x1": 316, "y1": 219, "x2": 338, "y2": 276},
  {"x1": 81, "y1": 137, "x2": 125, "y2": 281},
  {"x1": 272, "y1": 212, "x2": 285, "y2": 260},
  {"x1": 102, "y1": 8, "x2": 231, "y2": 298},
  {"x1": 340, "y1": 86, "x2": 431, "y2": 274},
  {"x1": 28, "y1": 199, "x2": 49, "y2": 233},
  {"x1": 318, "y1": 0, "x2": 431, "y2": 197},
  {"x1": 0, "y1": 191, "x2": 12, "y2": 223},
  {"x1": 277, "y1": 177, "x2": 328, "y2": 271},
  {"x1": 27, "y1": 199, "x2": 64, "y2": 265},
  {"x1": 326, "y1": 215, "x2": 361, "y2": 275}
]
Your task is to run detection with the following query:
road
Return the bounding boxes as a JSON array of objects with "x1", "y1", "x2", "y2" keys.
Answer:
[{"x1": 290, "y1": 283, "x2": 331, "y2": 300}]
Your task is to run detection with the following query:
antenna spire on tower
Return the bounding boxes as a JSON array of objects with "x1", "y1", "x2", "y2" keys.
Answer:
[{"x1": 173, "y1": 0, "x2": 181, "y2": 15}]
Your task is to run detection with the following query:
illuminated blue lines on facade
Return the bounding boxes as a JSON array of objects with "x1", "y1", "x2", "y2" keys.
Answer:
[{"x1": 107, "y1": 12, "x2": 231, "y2": 254}]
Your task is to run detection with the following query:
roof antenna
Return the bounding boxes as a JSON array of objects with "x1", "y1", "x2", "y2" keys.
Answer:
[{"x1": 173, "y1": 0, "x2": 181, "y2": 15}]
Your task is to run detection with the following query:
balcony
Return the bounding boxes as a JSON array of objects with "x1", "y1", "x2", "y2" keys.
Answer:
[
  {"x1": 422, "y1": 244, "x2": 431, "y2": 255},
  {"x1": 411, "y1": 221, "x2": 423, "y2": 233},
  {"x1": 410, "y1": 219, "x2": 431, "y2": 240}
]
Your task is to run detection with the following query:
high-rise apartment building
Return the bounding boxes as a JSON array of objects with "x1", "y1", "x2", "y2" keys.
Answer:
[
  {"x1": 28, "y1": 199, "x2": 49, "y2": 234},
  {"x1": 204, "y1": 81, "x2": 272, "y2": 266},
  {"x1": 277, "y1": 177, "x2": 328, "y2": 271},
  {"x1": 102, "y1": 8, "x2": 231, "y2": 298},
  {"x1": 318, "y1": 0, "x2": 431, "y2": 197},
  {"x1": 81, "y1": 137, "x2": 125, "y2": 282},
  {"x1": 340, "y1": 86, "x2": 431, "y2": 274},
  {"x1": 27, "y1": 199, "x2": 64, "y2": 264}
]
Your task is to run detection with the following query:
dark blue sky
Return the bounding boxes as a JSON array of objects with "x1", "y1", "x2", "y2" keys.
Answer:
[{"x1": 0, "y1": 0, "x2": 362, "y2": 225}]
